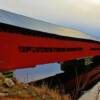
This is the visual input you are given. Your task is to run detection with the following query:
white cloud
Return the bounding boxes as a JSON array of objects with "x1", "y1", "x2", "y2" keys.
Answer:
[{"x1": 0, "y1": 0, "x2": 100, "y2": 36}]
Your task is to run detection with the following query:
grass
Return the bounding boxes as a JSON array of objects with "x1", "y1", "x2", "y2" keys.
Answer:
[{"x1": 0, "y1": 73, "x2": 72, "y2": 100}]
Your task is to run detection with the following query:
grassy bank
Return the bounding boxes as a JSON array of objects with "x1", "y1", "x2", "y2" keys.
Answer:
[{"x1": 0, "y1": 73, "x2": 72, "y2": 100}]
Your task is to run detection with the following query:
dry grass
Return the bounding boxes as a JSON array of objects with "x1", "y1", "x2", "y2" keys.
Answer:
[
  {"x1": 0, "y1": 73, "x2": 72, "y2": 100},
  {"x1": 0, "y1": 97, "x2": 34, "y2": 100},
  {"x1": 0, "y1": 85, "x2": 72, "y2": 100},
  {"x1": 31, "y1": 85, "x2": 72, "y2": 100}
]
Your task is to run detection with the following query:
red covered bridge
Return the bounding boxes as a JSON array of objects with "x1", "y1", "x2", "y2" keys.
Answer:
[{"x1": 0, "y1": 10, "x2": 100, "y2": 71}]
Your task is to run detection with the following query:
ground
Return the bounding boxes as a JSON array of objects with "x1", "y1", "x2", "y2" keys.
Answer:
[{"x1": 0, "y1": 73, "x2": 72, "y2": 100}]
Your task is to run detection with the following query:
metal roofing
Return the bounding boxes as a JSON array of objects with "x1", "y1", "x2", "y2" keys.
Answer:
[{"x1": 0, "y1": 9, "x2": 99, "y2": 42}]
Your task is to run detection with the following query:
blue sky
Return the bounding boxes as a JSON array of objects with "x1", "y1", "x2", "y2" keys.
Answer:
[
  {"x1": 0, "y1": 0, "x2": 100, "y2": 82},
  {"x1": 15, "y1": 63, "x2": 62, "y2": 83}
]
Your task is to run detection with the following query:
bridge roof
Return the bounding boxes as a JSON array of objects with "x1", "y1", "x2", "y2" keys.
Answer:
[{"x1": 0, "y1": 9, "x2": 99, "y2": 42}]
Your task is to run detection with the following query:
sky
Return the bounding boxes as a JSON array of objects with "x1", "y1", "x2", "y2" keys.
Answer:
[{"x1": 0, "y1": 0, "x2": 100, "y2": 82}]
